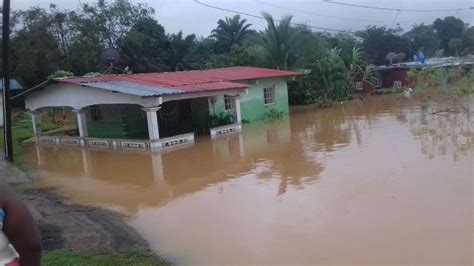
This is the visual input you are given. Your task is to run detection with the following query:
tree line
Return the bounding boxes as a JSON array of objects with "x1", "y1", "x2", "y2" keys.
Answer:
[{"x1": 1, "y1": 0, "x2": 473, "y2": 102}]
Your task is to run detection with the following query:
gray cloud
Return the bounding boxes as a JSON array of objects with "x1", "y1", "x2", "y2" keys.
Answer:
[{"x1": 11, "y1": 0, "x2": 474, "y2": 36}]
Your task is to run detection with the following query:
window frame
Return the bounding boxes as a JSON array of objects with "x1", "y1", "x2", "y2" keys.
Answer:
[
  {"x1": 90, "y1": 105, "x2": 103, "y2": 122},
  {"x1": 393, "y1": 80, "x2": 402, "y2": 88},
  {"x1": 263, "y1": 85, "x2": 276, "y2": 106},
  {"x1": 224, "y1": 95, "x2": 233, "y2": 112}
]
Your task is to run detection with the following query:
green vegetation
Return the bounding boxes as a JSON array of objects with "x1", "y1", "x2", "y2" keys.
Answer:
[
  {"x1": 47, "y1": 70, "x2": 74, "y2": 79},
  {"x1": 261, "y1": 13, "x2": 297, "y2": 70},
  {"x1": 83, "y1": 72, "x2": 103, "y2": 77},
  {"x1": 4, "y1": 0, "x2": 474, "y2": 106},
  {"x1": 209, "y1": 112, "x2": 234, "y2": 127},
  {"x1": 43, "y1": 250, "x2": 168, "y2": 266},
  {"x1": 263, "y1": 109, "x2": 285, "y2": 122},
  {"x1": 211, "y1": 15, "x2": 252, "y2": 54},
  {"x1": 0, "y1": 112, "x2": 59, "y2": 167},
  {"x1": 408, "y1": 66, "x2": 474, "y2": 113}
]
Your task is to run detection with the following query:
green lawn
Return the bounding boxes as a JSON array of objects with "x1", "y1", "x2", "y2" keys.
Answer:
[
  {"x1": 43, "y1": 250, "x2": 168, "y2": 266},
  {"x1": 0, "y1": 112, "x2": 59, "y2": 167}
]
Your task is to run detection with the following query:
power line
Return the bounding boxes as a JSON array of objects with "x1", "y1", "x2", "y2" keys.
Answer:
[
  {"x1": 322, "y1": 0, "x2": 474, "y2": 12},
  {"x1": 255, "y1": 1, "x2": 434, "y2": 24},
  {"x1": 255, "y1": 0, "x2": 386, "y2": 23},
  {"x1": 194, "y1": 0, "x2": 355, "y2": 33}
]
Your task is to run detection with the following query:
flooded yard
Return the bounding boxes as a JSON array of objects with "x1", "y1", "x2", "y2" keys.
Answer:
[{"x1": 23, "y1": 96, "x2": 473, "y2": 265}]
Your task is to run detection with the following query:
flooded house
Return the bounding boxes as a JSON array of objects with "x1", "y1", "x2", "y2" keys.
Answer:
[
  {"x1": 354, "y1": 57, "x2": 474, "y2": 93},
  {"x1": 21, "y1": 67, "x2": 302, "y2": 150}
]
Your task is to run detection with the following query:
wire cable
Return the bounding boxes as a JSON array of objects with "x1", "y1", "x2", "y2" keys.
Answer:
[
  {"x1": 255, "y1": 0, "x2": 432, "y2": 24},
  {"x1": 194, "y1": 0, "x2": 355, "y2": 33},
  {"x1": 255, "y1": 0, "x2": 386, "y2": 23},
  {"x1": 322, "y1": 0, "x2": 474, "y2": 12}
]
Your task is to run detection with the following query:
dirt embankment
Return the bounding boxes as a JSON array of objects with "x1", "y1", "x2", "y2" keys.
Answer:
[{"x1": 1, "y1": 161, "x2": 151, "y2": 253}]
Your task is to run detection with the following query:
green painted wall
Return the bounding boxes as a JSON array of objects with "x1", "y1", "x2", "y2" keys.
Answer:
[
  {"x1": 86, "y1": 105, "x2": 148, "y2": 139},
  {"x1": 84, "y1": 78, "x2": 290, "y2": 139},
  {"x1": 211, "y1": 77, "x2": 289, "y2": 122}
]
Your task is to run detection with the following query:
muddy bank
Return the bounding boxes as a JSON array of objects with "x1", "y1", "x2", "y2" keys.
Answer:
[{"x1": 0, "y1": 161, "x2": 153, "y2": 254}]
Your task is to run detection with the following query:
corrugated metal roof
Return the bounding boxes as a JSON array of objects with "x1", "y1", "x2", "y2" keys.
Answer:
[
  {"x1": 375, "y1": 56, "x2": 474, "y2": 71},
  {"x1": 80, "y1": 81, "x2": 182, "y2": 96},
  {"x1": 56, "y1": 67, "x2": 302, "y2": 97}
]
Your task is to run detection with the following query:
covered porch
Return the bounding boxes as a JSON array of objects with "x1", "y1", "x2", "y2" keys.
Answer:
[{"x1": 24, "y1": 79, "x2": 246, "y2": 151}]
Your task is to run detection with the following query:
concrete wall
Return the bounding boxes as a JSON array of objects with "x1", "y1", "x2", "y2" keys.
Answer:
[{"x1": 211, "y1": 77, "x2": 289, "y2": 122}]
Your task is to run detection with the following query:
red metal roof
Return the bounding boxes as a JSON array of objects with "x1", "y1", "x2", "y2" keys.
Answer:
[{"x1": 57, "y1": 67, "x2": 302, "y2": 96}]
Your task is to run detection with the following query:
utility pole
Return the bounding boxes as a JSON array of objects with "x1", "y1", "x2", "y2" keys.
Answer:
[{"x1": 3, "y1": 0, "x2": 13, "y2": 162}]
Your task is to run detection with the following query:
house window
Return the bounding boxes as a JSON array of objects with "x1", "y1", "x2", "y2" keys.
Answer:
[
  {"x1": 90, "y1": 105, "x2": 103, "y2": 122},
  {"x1": 224, "y1": 95, "x2": 233, "y2": 112},
  {"x1": 264, "y1": 86, "x2": 276, "y2": 106},
  {"x1": 393, "y1": 80, "x2": 402, "y2": 88},
  {"x1": 375, "y1": 77, "x2": 381, "y2": 87},
  {"x1": 355, "y1": 81, "x2": 363, "y2": 91}
]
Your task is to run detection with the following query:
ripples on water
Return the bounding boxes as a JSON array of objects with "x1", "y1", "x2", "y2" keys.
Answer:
[{"x1": 24, "y1": 96, "x2": 473, "y2": 265}]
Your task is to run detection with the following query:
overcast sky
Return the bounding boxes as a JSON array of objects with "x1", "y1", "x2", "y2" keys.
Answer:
[{"x1": 11, "y1": 0, "x2": 474, "y2": 36}]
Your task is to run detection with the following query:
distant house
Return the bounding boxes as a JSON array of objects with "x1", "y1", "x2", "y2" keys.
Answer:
[
  {"x1": 0, "y1": 79, "x2": 23, "y2": 126},
  {"x1": 356, "y1": 57, "x2": 474, "y2": 93},
  {"x1": 20, "y1": 67, "x2": 302, "y2": 150}
]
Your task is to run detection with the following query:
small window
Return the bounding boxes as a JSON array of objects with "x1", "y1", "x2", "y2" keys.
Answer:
[
  {"x1": 393, "y1": 80, "x2": 402, "y2": 88},
  {"x1": 224, "y1": 95, "x2": 233, "y2": 112},
  {"x1": 264, "y1": 86, "x2": 276, "y2": 106},
  {"x1": 355, "y1": 82, "x2": 363, "y2": 91},
  {"x1": 90, "y1": 105, "x2": 103, "y2": 122},
  {"x1": 375, "y1": 77, "x2": 381, "y2": 87}
]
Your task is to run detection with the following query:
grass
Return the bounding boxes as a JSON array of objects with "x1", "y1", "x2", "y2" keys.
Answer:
[
  {"x1": 0, "y1": 112, "x2": 59, "y2": 168},
  {"x1": 43, "y1": 250, "x2": 169, "y2": 266}
]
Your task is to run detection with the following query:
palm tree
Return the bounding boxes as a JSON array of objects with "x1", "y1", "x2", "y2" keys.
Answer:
[
  {"x1": 211, "y1": 15, "x2": 252, "y2": 54},
  {"x1": 349, "y1": 47, "x2": 378, "y2": 88},
  {"x1": 261, "y1": 13, "x2": 297, "y2": 70}
]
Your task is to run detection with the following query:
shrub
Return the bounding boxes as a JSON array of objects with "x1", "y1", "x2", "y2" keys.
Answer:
[
  {"x1": 263, "y1": 109, "x2": 285, "y2": 122},
  {"x1": 48, "y1": 70, "x2": 74, "y2": 79},
  {"x1": 209, "y1": 112, "x2": 234, "y2": 127}
]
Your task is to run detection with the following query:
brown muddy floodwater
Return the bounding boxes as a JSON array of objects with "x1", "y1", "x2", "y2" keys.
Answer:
[{"x1": 24, "y1": 96, "x2": 473, "y2": 265}]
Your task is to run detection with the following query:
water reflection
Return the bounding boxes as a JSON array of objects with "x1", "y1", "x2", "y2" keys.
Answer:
[
  {"x1": 409, "y1": 110, "x2": 474, "y2": 160},
  {"x1": 30, "y1": 118, "x2": 328, "y2": 212},
  {"x1": 24, "y1": 96, "x2": 473, "y2": 264}
]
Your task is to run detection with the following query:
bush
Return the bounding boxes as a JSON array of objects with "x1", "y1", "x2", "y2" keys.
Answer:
[
  {"x1": 209, "y1": 112, "x2": 234, "y2": 127},
  {"x1": 263, "y1": 109, "x2": 285, "y2": 122},
  {"x1": 288, "y1": 78, "x2": 316, "y2": 105},
  {"x1": 48, "y1": 70, "x2": 74, "y2": 79},
  {"x1": 83, "y1": 72, "x2": 103, "y2": 77},
  {"x1": 308, "y1": 48, "x2": 351, "y2": 102}
]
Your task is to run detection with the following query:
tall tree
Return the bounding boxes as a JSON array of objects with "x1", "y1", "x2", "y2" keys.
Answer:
[
  {"x1": 261, "y1": 13, "x2": 298, "y2": 70},
  {"x1": 404, "y1": 23, "x2": 439, "y2": 58},
  {"x1": 462, "y1": 26, "x2": 474, "y2": 55},
  {"x1": 356, "y1": 26, "x2": 407, "y2": 65},
  {"x1": 77, "y1": 0, "x2": 154, "y2": 49},
  {"x1": 211, "y1": 15, "x2": 252, "y2": 54},
  {"x1": 433, "y1": 16, "x2": 466, "y2": 55},
  {"x1": 122, "y1": 17, "x2": 169, "y2": 73},
  {"x1": 11, "y1": 7, "x2": 63, "y2": 86}
]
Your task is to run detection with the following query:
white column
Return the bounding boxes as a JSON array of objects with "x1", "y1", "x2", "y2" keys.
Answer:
[
  {"x1": 142, "y1": 106, "x2": 161, "y2": 148},
  {"x1": 30, "y1": 111, "x2": 41, "y2": 137},
  {"x1": 232, "y1": 96, "x2": 242, "y2": 124},
  {"x1": 73, "y1": 109, "x2": 88, "y2": 137}
]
